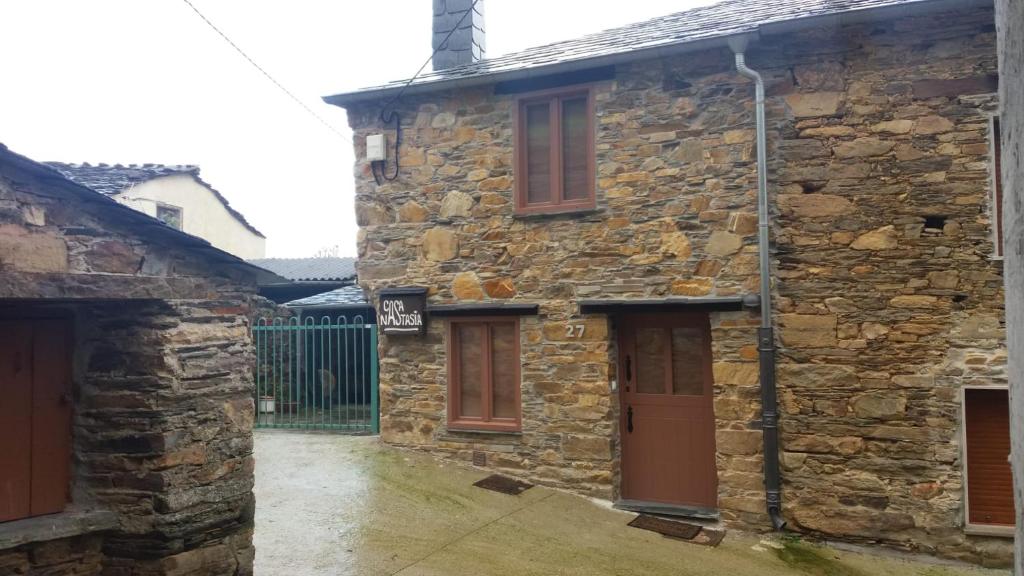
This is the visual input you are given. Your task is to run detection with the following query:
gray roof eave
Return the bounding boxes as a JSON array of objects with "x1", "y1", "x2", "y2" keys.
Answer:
[
  {"x1": 323, "y1": 34, "x2": 738, "y2": 107},
  {"x1": 322, "y1": 0, "x2": 989, "y2": 108}
]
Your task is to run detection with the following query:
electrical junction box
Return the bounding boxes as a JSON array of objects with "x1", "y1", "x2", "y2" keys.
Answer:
[{"x1": 366, "y1": 134, "x2": 387, "y2": 162}]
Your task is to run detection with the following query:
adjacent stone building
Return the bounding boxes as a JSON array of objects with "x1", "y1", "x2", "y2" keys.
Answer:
[
  {"x1": 45, "y1": 162, "x2": 267, "y2": 260},
  {"x1": 326, "y1": 0, "x2": 1011, "y2": 566},
  {"x1": 0, "y1": 144, "x2": 274, "y2": 574}
]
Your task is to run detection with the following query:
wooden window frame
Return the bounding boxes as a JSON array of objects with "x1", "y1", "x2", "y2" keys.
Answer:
[
  {"x1": 155, "y1": 203, "x2": 183, "y2": 231},
  {"x1": 446, "y1": 316, "x2": 522, "y2": 432},
  {"x1": 960, "y1": 384, "x2": 1014, "y2": 537},
  {"x1": 513, "y1": 86, "x2": 596, "y2": 216},
  {"x1": 989, "y1": 115, "x2": 1004, "y2": 259}
]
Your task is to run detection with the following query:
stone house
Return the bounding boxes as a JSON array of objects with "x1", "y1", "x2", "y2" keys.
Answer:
[
  {"x1": 0, "y1": 143, "x2": 277, "y2": 575},
  {"x1": 325, "y1": 0, "x2": 1010, "y2": 565},
  {"x1": 46, "y1": 162, "x2": 267, "y2": 260}
]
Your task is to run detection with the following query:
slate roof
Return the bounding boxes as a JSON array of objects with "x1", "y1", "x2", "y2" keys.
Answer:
[
  {"x1": 284, "y1": 284, "x2": 369, "y2": 309},
  {"x1": 44, "y1": 162, "x2": 265, "y2": 238},
  {"x1": 325, "y1": 0, "x2": 950, "y2": 105},
  {"x1": 247, "y1": 257, "x2": 357, "y2": 282},
  {"x1": 0, "y1": 143, "x2": 285, "y2": 285}
]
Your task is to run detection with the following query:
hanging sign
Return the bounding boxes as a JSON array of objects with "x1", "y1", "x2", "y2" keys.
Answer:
[{"x1": 378, "y1": 287, "x2": 427, "y2": 335}]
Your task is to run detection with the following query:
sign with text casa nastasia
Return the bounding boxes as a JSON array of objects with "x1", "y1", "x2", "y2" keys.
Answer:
[{"x1": 378, "y1": 287, "x2": 427, "y2": 335}]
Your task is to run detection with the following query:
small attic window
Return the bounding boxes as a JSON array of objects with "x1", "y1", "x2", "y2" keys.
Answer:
[{"x1": 156, "y1": 204, "x2": 183, "y2": 230}]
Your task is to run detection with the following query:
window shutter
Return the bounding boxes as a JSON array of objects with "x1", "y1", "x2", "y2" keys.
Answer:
[
  {"x1": 561, "y1": 97, "x2": 589, "y2": 201},
  {"x1": 0, "y1": 322, "x2": 34, "y2": 522},
  {"x1": 965, "y1": 388, "x2": 1013, "y2": 526},
  {"x1": 993, "y1": 119, "x2": 1003, "y2": 257},
  {"x1": 525, "y1": 103, "x2": 553, "y2": 204},
  {"x1": 490, "y1": 323, "x2": 518, "y2": 419},
  {"x1": 456, "y1": 324, "x2": 485, "y2": 417},
  {"x1": 30, "y1": 320, "x2": 72, "y2": 516},
  {"x1": 0, "y1": 319, "x2": 71, "y2": 523}
]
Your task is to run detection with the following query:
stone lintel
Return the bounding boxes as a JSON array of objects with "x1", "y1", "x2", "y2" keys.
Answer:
[
  {"x1": 578, "y1": 296, "x2": 752, "y2": 314},
  {"x1": 426, "y1": 303, "x2": 539, "y2": 317},
  {"x1": 0, "y1": 509, "x2": 118, "y2": 551}
]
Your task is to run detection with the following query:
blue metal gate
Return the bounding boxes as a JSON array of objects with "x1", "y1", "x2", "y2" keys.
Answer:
[{"x1": 253, "y1": 316, "x2": 378, "y2": 432}]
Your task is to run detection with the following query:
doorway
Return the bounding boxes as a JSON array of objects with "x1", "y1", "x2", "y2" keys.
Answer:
[{"x1": 617, "y1": 313, "x2": 717, "y2": 514}]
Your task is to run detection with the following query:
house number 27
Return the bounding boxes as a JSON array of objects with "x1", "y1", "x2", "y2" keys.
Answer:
[{"x1": 566, "y1": 324, "x2": 586, "y2": 338}]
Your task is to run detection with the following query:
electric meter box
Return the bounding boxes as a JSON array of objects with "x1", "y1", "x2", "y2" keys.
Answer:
[{"x1": 366, "y1": 134, "x2": 387, "y2": 162}]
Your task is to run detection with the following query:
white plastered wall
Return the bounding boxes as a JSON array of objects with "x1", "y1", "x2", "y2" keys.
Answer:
[{"x1": 114, "y1": 174, "x2": 265, "y2": 259}]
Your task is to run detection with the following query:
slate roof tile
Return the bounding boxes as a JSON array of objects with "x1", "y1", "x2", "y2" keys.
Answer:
[
  {"x1": 325, "y1": 0, "x2": 939, "y2": 104},
  {"x1": 44, "y1": 162, "x2": 265, "y2": 238},
  {"x1": 247, "y1": 257, "x2": 357, "y2": 282},
  {"x1": 284, "y1": 284, "x2": 369, "y2": 309}
]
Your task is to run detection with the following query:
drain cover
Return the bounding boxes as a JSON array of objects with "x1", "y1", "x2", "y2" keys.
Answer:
[
  {"x1": 472, "y1": 474, "x2": 533, "y2": 495},
  {"x1": 628, "y1": 514, "x2": 702, "y2": 540}
]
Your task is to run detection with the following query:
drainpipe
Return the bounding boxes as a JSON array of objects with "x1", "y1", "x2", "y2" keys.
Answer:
[{"x1": 729, "y1": 38, "x2": 786, "y2": 531}]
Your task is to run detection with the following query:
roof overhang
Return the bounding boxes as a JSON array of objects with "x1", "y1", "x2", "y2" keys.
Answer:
[
  {"x1": 426, "y1": 303, "x2": 540, "y2": 317},
  {"x1": 578, "y1": 296, "x2": 755, "y2": 314},
  {"x1": 323, "y1": 0, "x2": 990, "y2": 108},
  {"x1": 0, "y1": 144, "x2": 284, "y2": 286},
  {"x1": 291, "y1": 302, "x2": 372, "y2": 311}
]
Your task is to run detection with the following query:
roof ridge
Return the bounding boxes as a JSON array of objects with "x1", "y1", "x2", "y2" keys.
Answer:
[
  {"x1": 44, "y1": 161, "x2": 199, "y2": 171},
  {"x1": 325, "y1": 0, "x2": 944, "y2": 104}
]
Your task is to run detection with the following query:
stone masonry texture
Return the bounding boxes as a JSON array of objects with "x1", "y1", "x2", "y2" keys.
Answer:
[
  {"x1": 0, "y1": 159, "x2": 258, "y2": 574},
  {"x1": 344, "y1": 4, "x2": 1009, "y2": 566}
]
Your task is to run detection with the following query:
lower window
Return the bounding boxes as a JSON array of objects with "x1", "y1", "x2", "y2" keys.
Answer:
[
  {"x1": 447, "y1": 318, "x2": 521, "y2": 432},
  {"x1": 963, "y1": 387, "x2": 1013, "y2": 528}
]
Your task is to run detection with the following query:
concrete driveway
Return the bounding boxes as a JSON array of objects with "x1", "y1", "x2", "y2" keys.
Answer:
[{"x1": 253, "y1": 431, "x2": 1004, "y2": 576}]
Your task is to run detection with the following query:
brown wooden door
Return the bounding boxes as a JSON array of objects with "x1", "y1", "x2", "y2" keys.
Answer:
[
  {"x1": 618, "y1": 314, "x2": 717, "y2": 510},
  {"x1": 964, "y1": 388, "x2": 1013, "y2": 526},
  {"x1": 0, "y1": 319, "x2": 72, "y2": 522}
]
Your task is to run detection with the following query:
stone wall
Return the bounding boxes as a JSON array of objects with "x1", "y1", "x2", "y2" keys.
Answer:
[
  {"x1": 0, "y1": 156, "x2": 258, "y2": 574},
  {"x1": 762, "y1": 11, "x2": 1007, "y2": 565},
  {"x1": 344, "y1": 3, "x2": 1007, "y2": 566},
  {"x1": 0, "y1": 535, "x2": 105, "y2": 576}
]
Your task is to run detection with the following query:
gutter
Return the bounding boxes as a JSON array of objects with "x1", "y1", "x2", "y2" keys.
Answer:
[
  {"x1": 323, "y1": 0, "x2": 989, "y2": 107},
  {"x1": 729, "y1": 36, "x2": 786, "y2": 531}
]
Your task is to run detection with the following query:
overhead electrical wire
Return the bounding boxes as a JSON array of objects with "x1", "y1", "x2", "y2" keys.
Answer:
[
  {"x1": 373, "y1": 0, "x2": 481, "y2": 184},
  {"x1": 180, "y1": 0, "x2": 346, "y2": 140}
]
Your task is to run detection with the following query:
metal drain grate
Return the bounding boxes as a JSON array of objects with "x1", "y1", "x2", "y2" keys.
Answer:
[{"x1": 472, "y1": 474, "x2": 533, "y2": 495}]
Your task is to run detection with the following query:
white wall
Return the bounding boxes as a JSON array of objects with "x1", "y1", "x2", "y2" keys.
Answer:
[
  {"x1": 114, "y1": 174, "x2": 266, "y2": 259},
  {"x1": 995, "y1": 0, "x2": 1023, "y2": 566}
]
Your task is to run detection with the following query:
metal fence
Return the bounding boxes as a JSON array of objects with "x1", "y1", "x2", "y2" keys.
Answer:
[{"x1": 253, "y1": 316, "x2": 378, "y2": 432}]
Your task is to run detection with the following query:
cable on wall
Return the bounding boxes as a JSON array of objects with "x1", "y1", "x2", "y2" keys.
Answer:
[
  {"x1": 371, "y1": 0, "x2": 481, "y2": 184},
  {"x1": 180, "y1": 0, "x2": 346, "y2": 140}
]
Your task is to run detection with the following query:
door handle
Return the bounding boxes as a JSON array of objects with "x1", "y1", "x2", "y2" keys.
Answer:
[{"x1": 627, "y1": 405, "x2": 634, "y2": 434}]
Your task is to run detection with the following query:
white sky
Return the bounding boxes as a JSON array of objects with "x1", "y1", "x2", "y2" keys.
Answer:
[{"x1": 0, "y1": 0, "x2": 713, "y2": 257}]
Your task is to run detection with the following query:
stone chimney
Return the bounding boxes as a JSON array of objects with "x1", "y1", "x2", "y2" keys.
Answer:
[{"x1": 432, "y1": 0, "x2": 485, "y2": 71}]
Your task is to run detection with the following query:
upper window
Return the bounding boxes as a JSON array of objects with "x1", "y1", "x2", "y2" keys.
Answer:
[
  {"x1": 0, "y1": 318, "x2": 72, "y2": 523},
  {"x1": 447, "y1": 318, "x2": 521, "y2": 432},
  {"x1": 991, "y1": 117, "x2": 1004, "y2": 258},
  {"x1": 514, "y1": 89, "x2": 595, "y2": 215},
  {"x1": 156, "y1": 204, "x2": 183, "y2": 230}
]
